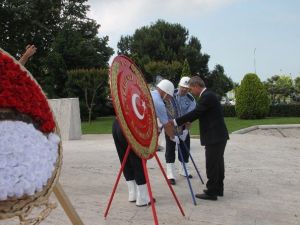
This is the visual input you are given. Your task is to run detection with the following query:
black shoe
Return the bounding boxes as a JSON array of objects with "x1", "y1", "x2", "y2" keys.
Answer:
[
  {"x1": 203, "y1": 189, "x2": 223, "y2": 197},
  {"x1": 168, "y1": 178, "x2": 176, "y2": 185},
  {"x1": 179, "y1": 173, "x2": 193, "y2": 178},
  {"x1": 195, "y1": 193, "x2": 217, "y2": 201},
  {"x1": 157, "y1": 146, "x2": 164, "y2": 151}
]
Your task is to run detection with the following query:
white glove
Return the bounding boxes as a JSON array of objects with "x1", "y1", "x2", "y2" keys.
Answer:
[
  {"x1": 171, "y1": 136, "x2": 180, "y2": 144},
  {"x1": 179, "y1": 129, "x2": 189, "y2": 141},
  {"x1": 157, "y1": 118, "x2": 163, "y2": 133}
]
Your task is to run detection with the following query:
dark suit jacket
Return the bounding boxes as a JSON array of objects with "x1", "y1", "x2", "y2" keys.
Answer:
[{"x1": 176, "y1": 89, "x2": 229, "y2": 146}]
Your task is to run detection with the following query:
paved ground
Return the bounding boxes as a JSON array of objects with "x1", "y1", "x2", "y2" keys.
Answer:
[{"x1": 3, "y1": 126, "x2": 300, "y2": 225}]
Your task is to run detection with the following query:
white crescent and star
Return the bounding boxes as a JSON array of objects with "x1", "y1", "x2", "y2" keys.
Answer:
[{"x1": 132, "y1": 93, "x2": 146, "y2": 120}]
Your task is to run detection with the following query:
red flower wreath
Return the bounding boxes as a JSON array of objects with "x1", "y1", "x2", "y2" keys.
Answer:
[{"x1": 0, "y1": 51, "x2": 55, "y2": 133}]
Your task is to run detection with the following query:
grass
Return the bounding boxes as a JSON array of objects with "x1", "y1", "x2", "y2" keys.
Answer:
[
  {"x1": 81, "y1": 116, "x2": 115, "y2": 134},
  {"x1": 81, "y1": 116, "x2": 300, "y2": 135},
  {"x1": 190, "y1": 117, "x2": 300, "y2": 135}
]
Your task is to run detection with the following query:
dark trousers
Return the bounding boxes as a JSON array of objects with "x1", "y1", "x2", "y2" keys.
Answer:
[
  {"x1": 205, "y1": 141, "x2": 227, "y2": 195},
  {"x1": 165, "y1": 132, "x2": 190, "y2": 163},
  {"x1": 112, "y1": 119, "x2": 146, "y2": 185}
]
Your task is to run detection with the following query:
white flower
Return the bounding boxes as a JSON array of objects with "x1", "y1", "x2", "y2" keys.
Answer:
[{"x1": 0, "y1": 121, "x2": 60, "y2": 200}]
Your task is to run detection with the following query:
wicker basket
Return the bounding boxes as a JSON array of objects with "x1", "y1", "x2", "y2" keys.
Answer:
[{"x1": 0, "y1": 49, "x2": 63, "y2": 222}]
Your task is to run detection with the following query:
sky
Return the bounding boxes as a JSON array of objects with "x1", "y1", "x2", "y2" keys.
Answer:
[{"x1": 87, "y1": 0, "x2": 300, "y2": 83}]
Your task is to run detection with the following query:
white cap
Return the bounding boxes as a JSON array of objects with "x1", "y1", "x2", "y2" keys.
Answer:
[
  {"x1": 178, "y1": 76, "x2": 190, "y2": 88},
  {"x1": 157, "y1": 79, "x2": 174, "y2": 96}
]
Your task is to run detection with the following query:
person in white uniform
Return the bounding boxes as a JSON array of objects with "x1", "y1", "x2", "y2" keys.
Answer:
[{"x1": 165, "y1": 77, "x2": 196, "y2": 185}]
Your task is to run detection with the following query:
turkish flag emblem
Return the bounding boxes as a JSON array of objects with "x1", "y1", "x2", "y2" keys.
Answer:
[{"x1": 110, "y1": 56, "x2": 158, "y2": 159}]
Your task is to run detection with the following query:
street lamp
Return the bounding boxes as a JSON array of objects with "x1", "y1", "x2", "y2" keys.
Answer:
[{"x1": 253, "y1": 48, "x2": 256, "y2": 74}]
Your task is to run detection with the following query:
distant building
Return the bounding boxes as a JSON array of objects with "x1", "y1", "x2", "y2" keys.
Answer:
[
  {"x1": 220, "y1": 90, "x2": 236, "y2": 105},
  {"x1": 226, "y1": 90, "x2": 235, "y2": 100}
]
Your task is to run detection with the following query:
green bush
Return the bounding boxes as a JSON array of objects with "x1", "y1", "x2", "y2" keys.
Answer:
[
  {"x1": 235, "y1": 73, "x2": 269, "y2": 119},
  {"x1": 94, "y1": 102, "x2": 115, "y2": 117},
  {"x1": 222, "y1": 104, "x2": 300, "y2": 117},
  {"x1": 269, "y1": 104, "x2": 300, "y2": 117},
  {"x1": 222, "y1": 105, "x2": 236, "y2": 117}
]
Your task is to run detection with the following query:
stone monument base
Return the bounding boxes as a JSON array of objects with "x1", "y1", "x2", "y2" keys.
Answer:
[{"x1": 48, "y1": 98, "x2": 81, "y2": 140}]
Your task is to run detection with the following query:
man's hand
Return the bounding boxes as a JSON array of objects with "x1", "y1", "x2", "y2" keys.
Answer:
[
  {"x1": 167, "y1": 120, "x2": 174, "y2": 126},
  {"x1": 171, "y1": 136, "x2": 180, "y2": 144},
  {"x1": 19, "y1": 44, "x2": 37, "y2": 65},
  {"x1": 163, "y1": 120, "x2": 175, "y2": 139},
  {"x1": 179, "y1": 129, "x2": 189, "y2": 141},
  {"x1": 156, "y1": 118, "x2": 163, "y2": 134},
  {"x1": 185, "y1": 122, "x2": 192, "y2": 130}
]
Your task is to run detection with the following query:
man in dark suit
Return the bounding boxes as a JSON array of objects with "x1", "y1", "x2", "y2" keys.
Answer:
[{"x1": 170, "y1": 76, "x2": 229, "y2": 201}]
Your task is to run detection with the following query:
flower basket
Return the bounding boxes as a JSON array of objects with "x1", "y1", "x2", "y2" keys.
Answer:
[{"x1": 0, "y1": 49, "x2": 63, "y2": 223}]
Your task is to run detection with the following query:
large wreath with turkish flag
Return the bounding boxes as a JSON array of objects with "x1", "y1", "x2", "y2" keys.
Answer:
[
  {"x1": 110, "y1": 55, "x2": 158, "y2": 159},
  {"x1": 0, "y1": 49, "x2": 62, "y2": 222}
]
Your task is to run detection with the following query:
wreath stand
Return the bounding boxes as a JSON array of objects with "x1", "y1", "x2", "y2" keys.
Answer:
[
  {"x1": 104, "y1": 145, "x2": 185, "y2": 225},
  {"x1": 53, "y1": 183, "x2": 84, "y2": 225}
]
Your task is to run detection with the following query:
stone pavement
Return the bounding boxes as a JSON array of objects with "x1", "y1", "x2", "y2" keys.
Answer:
[{"x1": 3, "y1": 126, "x2": 300, "y2": 225}]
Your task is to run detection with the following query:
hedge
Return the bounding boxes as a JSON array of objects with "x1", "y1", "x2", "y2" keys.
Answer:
[
  {"x1": 268, "y1": 104, "x2": 300, "y2": 117},
  {"x1": 222, "y1": 104, "x2": 300, "y2": 117},
  {"x1": 222, "y1": 105, "x2": 236, "y2": 117}
]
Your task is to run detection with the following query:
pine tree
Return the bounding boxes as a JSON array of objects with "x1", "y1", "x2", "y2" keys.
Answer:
[
  {"x1": 236, "y1": 73, "x2": 269, "y2": 119},
  {"x1": 181, "y1": 59, "x2": 191, "y2": 78}
]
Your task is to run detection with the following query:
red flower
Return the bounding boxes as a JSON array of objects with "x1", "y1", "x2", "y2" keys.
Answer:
[{"x1": 0, "y1": 51, "x2": 55, "y2": 133}]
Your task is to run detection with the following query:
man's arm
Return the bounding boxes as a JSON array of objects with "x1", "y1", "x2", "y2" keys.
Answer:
[
  {"x1": 176, "y1": 94, "x2": 211, "y2": 126},
  {"x1": 19, "y1": 45, "x2": 37, "y2": 65},
  {"x1": 151, "y1": 92, "x2": 175, "y2": 139}
]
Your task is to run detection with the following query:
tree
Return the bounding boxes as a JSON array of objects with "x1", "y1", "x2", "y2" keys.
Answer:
[
  {"x1": 0, "y1": 0, "x2": 63, "y2": 84},
  {"x1": 290, "y1": 76, "x2": 300, "y2": 102},
  {"x1": 181, "y1": 59, "x2": 191, "y2": 78},
  {"x1": 235, "y1": 73, "x2": 269, "y2": 119},
  {"x1": 117, "y1": 20, "x2": 210, "y2": 82},
  {"x1": 117, "y1": 35, "x2": 133, "y2": 55},
  {"x1": 144, "y1": 60, "x2": 182, "y2": 84},
  {"x1": 43, "y1": 0, "x2": 113, "y2": 98},
  {"x1": 264, "y1": 75, "x2": 294, "y2": 104},
  {"x1": 276, "y1": 75, "x2": 293, "y2": 102},
  {"x1": 206, "y1": 65, "x2": 233, "y2": 100},
  {"x1": 66, "y1": 68, "x2": 108, "y2": 123},
  {"x1": 264, "y1": 75, "x2": 280, "y2": 104},
  {"x1": 295, "y1": 77, "x2": 300, "y2": 93},
  {"x1": 0, "y1": 0, "x2": 62, "y2": 54},
  {"x1": 44, "y1": 25, "x2": 113, "y2": 97},
  {"x1": 0, "y1": 0, "x2": 114, "y2": 99},
  {"x1": 43, "y1": 51, "x2": 67, "y2": 97},
  {"x1": 182, "y1": 36, "x2": 210, "y2": 77}
]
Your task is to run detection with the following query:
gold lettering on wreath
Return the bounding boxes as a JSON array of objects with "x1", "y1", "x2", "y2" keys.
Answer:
[
  {"x1": 111, "y1": 59, "x2": 158, "y2": 159},
  {"x1": 121, "y1": 72, "x2": 133, "y2": 98}
]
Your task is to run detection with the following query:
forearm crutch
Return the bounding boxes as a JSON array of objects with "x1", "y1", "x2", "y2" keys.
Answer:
[
  {"x1": 177, "y1": 137, "x2": 204, "y2": 184},
  {"x1": 176, "y1": 141, "x2": 197, "y2": 205}
]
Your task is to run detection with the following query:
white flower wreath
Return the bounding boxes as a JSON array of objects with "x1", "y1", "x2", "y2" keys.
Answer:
[{"x1": 0, "y1": 120, "x2": 60, "y2": 200}]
